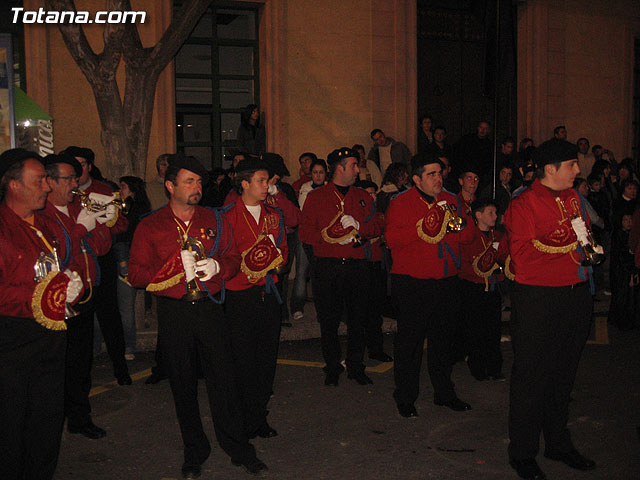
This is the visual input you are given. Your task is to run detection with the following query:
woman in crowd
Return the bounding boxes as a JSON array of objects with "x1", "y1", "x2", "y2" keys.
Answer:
[
  {"x1": 417, "y1": 114, "x2": 434, "y2": 154},
  {"x1": 236, "y1": 104, "x2": 266, "y2": 155},
  {"x1": 114, "y1": 176, "x2": 151, "y2": 360}
]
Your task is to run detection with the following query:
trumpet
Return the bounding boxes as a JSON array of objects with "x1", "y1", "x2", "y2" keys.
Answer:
[
  {"x1": 558, "y1": 199, "x2": 605, "y2": 266},
  {"x1": 439, "y1": 201, "x2": 467, "y2": 233},
  {"x1": 33, "y1": 248, "x2": 79, "y2": 319},
  {"x1": 72, "y1": 189, "x2": 130, "y2": 215},
  {"x1": 177, "y1": 227, "x2": 209, "y2": 302}
]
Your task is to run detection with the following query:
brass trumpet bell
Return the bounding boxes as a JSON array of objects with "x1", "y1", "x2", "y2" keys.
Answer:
[
  {"x1": 440, "y1": 202, "x2": 467, "y2": 233},
  {"x1": 72, "y1": 189, "x2": 131, "y2": 215}
]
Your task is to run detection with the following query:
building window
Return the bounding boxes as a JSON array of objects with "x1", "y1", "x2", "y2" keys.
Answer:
[
  {"x1": 175, "y1": 2, "x2": 260, "y2": 169},
  {"x1": 633, "y1": 38, "x2": 640, "y2": 166}
]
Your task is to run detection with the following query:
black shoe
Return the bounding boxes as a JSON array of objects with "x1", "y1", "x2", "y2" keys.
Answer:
[
  {"x1": 251, "y1": 421, "x2": 278, "y2": 439},
  {"x1": 544, "y1": 449, "x2": 596, "y2": 471},
  {"x1": 434, "y1": 397, "x2": 472, "y2": 411},
  {"x1": 232, "y1": 457, "x2": 268, "y2": 476},
  {"x1": 397, "y1": 403, "x2": 418, "y2": 418},
  {"x1": 145, "y1": 373, "x2": 167, "y2": 385},
  {"x1": 67, "y1": 421, "x2": 107, "y2": 439},
  {"x1": 324, "y1": 365, "x2": 344, "y2": 386},
  {"x1": 488, "y1": 372, "x2": 506, "y2": 381},
  {"x1": 509, "y1": 458, "x2": 547, "y2": 479},
  {"x1": 369, "y1": 351, "x2": 393, "y2": 362},
  {"x1": 117, "y1": 374, "x2": 132, "y2": 385},
  {"x1": 348, "y1": 370, "x2": 373, "y2": 385},
  {"x1": 181, "y1": 463, "x2": 201, "y2": 479}
]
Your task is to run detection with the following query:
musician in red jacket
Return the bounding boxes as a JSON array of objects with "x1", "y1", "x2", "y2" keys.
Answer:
[
  {"x1": 0, "y1": 149, "x2": 83, "y2": 480},
  {"x1": 129, "y1": 154, "x2": 266, "y2": 477},
  {"x1": 223, "y1": 158, "x2": 288, "y2": 445},
  {"x1": 62, "y1": 146, "x2": 131, "y2": 385},
  {"x1": 299, "y1": 147, "x2": 383, "y2": 386},
  {"x1": 385, "y1": 154, "x2": 474, "y2": 418},
  {"x1": 42, "y1": 153, "x2": 112, "y2": 441},
  {"x1": 504, "y1": 138, "x2": 597, "y2": 479},
  {"x1": 458, "y1": 198, "x2": 509, "y2": 382}
]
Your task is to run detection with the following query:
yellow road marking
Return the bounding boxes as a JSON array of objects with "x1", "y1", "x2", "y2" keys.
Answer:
[
  {"x1": 587, "y1": 316, "x2": 609, "y2": 344},
  {"x1": 91, "y1": 318, "x2": 608, "y2": 399}
]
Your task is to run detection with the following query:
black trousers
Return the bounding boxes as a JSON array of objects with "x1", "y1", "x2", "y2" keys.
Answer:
[
  {"x1": 313, "y1": 258, "x2": 370, "y2": 374},
  {"x1": 365, "y1": 261, "x2": 386, "y2": 354},
  {"x1": 94, "y1": 250, "x2": 129, "y2": 380},
  {"x1": 225, "y1": 286, "x2": 281, "y2": 435},
  {"x1": 460, "y1": 279, "x2": 503, "y2": 378},
  {"x1": 508, "y1": 282, "x2": 592, "y2": 461},
  {"x1": 0, "y1": 316, "x2": 66, "y2": 480},
  {"x1": 157, "y1": 297, "x2": 256, "y2": 465},
  {"x1": 64, "y1": 302, "x2": 95, "y2": 428},
  {"x1": 392, "y1": 274, "x2": 461, "y2": 405}
]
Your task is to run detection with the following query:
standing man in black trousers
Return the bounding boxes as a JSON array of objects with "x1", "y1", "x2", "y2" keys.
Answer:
[
  {"x1": 129, "y1": 154, "x2": 266, "y2": 478},
  {"x1": 504, "y1": 138, "x2": 598, "y2": 479},
  {"x1": 299, "y1": 147, "x2": 383, "y2": 386}
]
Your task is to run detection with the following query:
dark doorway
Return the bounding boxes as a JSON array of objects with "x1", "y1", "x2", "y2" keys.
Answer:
[{"x1": 417, "y1": 0, "x2": 516, "y2": 145}]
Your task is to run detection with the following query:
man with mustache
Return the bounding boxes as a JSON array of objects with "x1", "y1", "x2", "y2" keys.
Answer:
[
  {"x1": 385, "y1": 154, "x2": 474, "y2": 418},
  {"x1": 129, "y1": 154, "x2": 263, "y2": 479}
]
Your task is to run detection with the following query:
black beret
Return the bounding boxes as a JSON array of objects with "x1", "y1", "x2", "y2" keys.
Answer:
[
  {"x1": 261, "y1": 152, "x2": 290, "y2": 177},
  {"x1": 410, "y1": 152, "x2": 441, "y2": 173},
  {"x1": 167, "y1": 153, "x2": 209, "y2": 185},
  {"x1": 457, "y1": 161, "x2": 481, "y2": 177},
  {"x1": 327, "y1": 147, "x2": 359, "y2": 166},
  {"x1": 355, "y1": 179, "x2": 378, "y2": 191},
  {"x1": 533, "y1": 139, "x2": 578, "y2": 168},
  {"x1": 0, "y1": 148, "x2": 43, "y2": 181},
  {"x1": 61, "y1": 146, "x2": 95, "y2": 163},
  {"x1": 235, "y1": 158, "x2": 268, "y2": 174},
  {"x1": 43, "y1": 153, "x2": 82, "y2": 178}
]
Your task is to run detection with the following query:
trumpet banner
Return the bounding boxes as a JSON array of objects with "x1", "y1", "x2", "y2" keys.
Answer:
[
  {"x1": 321, "y1": 211, "x2": 359, "y2": 244},
  {"x1": 241, "y1": 233, "x2": 283, "y2": 283},
  {"x1": 147, "y1": 251, "x2": 185, "y2": 292},
  {"x1": 31, "y1": 271, "x2": 68, "y2": 331},
  {"x1": 416, "y1": 204, "x2": 449, "y2": 244}
]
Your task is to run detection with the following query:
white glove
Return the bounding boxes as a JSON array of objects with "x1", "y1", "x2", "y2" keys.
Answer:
[
  {"x1": 594, "y1": 245, "x2": 604, "y2": 255},
  {"x1": 195, "y1": 258, "x2": 220, "y2": 282},
  {"x1": 96, "y1": 204, "x2": 117, "y2": 224},
  {"x1": 570, "y1": 217, "x2": 589, "y2": 245},
  {"x1": 180, "y1": 250, "x2": 197, "y2": 283},
  {"x1": 267, "y1": 234, "x2": 282, "y2": 254},
  {"x1": 340, "y1": 215, "x2": 360, "y2": 231},
  {"x1": 64, "y1": 270, "x2": 83, "y2": 304},
  {"x1": 268, "y1": 183, "x2": 278, "y2": 195},
  {"x1": 339, "y1": 237, "x2": 353, "y2": 245},
  {"x1": 76, "y1": 208, "x2": 102, "y2": 232}
]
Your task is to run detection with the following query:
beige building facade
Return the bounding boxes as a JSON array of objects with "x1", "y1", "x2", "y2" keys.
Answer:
[{"x1": 18, "y1": 0, "x2": 640, "y2": 180}]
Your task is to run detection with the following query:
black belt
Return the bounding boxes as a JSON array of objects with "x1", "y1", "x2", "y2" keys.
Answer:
[{"x1": 318, "y1": 257, "x2": 366, "y2": 265}]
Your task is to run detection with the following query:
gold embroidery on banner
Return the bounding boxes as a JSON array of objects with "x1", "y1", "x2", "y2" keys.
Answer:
[
  {"x1": 504, "y1": 255, "x2": 515, "y2": 281},
  {"x1": 146, "y1": 272, "x2": 184, "y2": 292},
  {"x1": 531, "y1": 239, "x2": 578, "y2": 254}
]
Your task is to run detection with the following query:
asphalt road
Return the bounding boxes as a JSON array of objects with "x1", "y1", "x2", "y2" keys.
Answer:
[{"x1": 53, "y1": 315, "x2": 640, "y2": 480}]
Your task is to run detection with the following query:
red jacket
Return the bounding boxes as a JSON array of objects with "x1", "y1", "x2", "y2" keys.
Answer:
[
  {"x1": 458, "y1": 224, "x2": 508, "y2": 285},
  {"x1": 0, "y1": 203, "x2": 82, "y2": 321},
  {"x1": 299, "y1": 182, "x2": 383, "y2": 259},
  {"x1": 72, "y1": 178, "x2": 129, "y2": 237},
  {"x1": 223, "y1": 199, "x2": 288, "y2": 291},
  {"x1": 42, "y1": 201, "x2": 112, "y2": 288},
  {"x1": 385, "y1": 187, "x2": 474, "y2": 279},
  {"x1": 504, "y1": 179, "x2": 589, "y2": 286},
  {"x1": 128, "y1": 205, "x2": 240, "y2": 299}
]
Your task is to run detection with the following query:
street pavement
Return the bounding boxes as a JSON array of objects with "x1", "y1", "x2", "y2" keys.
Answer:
[{"x1": 54, "y1": 300, "x2": 640, "y2": 479}]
